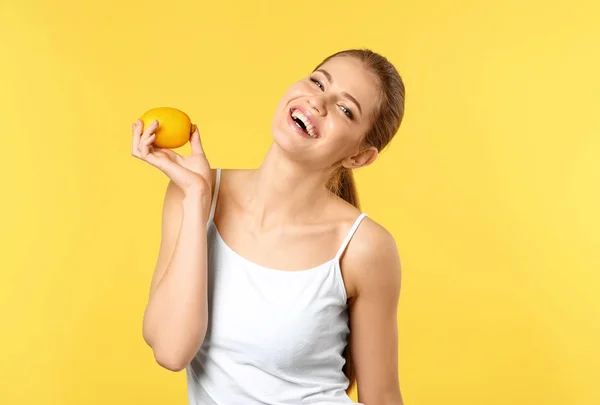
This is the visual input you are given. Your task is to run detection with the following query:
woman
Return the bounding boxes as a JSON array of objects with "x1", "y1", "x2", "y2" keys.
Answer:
[{"x1": 132, "y1": 49, "x2": 406, "y2": 405}]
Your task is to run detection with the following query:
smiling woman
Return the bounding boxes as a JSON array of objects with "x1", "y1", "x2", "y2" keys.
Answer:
[{"x1": 132, "y1": 48, "x2": 406, "y2": 405}]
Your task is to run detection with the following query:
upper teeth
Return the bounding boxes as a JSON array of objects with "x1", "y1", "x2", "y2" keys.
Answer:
[{"x1": 291, "y1": 110, "x2": 317, "y2": 138}]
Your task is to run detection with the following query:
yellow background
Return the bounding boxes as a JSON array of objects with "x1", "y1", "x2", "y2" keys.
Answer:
[{"x1": 1, "y1": 0, "x2": 598, "y2": 404}]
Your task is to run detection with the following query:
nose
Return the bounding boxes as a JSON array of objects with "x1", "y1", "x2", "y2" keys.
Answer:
[{"x1": 306, "y1": 95, "x2": 327, "y2": 116}]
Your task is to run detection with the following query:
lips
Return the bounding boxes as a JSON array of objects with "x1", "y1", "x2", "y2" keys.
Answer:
[{"x1": 289, "y1": 106, "x2": 320, "y2": 138}]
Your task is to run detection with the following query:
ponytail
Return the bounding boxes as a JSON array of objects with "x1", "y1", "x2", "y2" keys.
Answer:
[{"x1": 327, "y1": 167, "x2": 360, "y2": 209}]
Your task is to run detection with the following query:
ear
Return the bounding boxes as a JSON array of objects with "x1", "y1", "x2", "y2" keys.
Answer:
[{"x1": 342, "y1": 146, "x2": 379, "y2": 169}]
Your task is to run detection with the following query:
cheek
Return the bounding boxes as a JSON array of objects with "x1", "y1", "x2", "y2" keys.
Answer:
[
  {"x1": 325, "y1": 119, "x2": 368, "y2": 154},
  {"x1": 275, "y1": 85, "x2": 303, "y2": 113},
  {"x1": 322, "y1": 124, "x2": 357, "y2": 154},
  {"x1": 325, "y1": 115, "x2": 354, "y2": 141}
]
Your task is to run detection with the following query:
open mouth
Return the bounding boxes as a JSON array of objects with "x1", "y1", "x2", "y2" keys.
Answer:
[{"x1": 290, "y1": 109, "x2": 317, "y2": 138}]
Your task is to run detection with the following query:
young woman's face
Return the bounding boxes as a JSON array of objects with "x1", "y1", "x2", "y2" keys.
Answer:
[{"x1": 271, "y1": 56, "x2": 381, "y2": 170}]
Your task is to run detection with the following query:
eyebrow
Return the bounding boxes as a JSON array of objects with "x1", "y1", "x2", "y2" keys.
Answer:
[{"x1": 315, "y1": 69, "x2": 362, "y2": 115}]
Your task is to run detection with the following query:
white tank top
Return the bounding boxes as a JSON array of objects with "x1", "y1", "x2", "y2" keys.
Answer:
[{"x1": 186, "y1": 169, "x2": 367, "y2": 405}]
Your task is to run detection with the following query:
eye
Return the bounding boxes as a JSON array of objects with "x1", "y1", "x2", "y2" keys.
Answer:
[
  {"x1": 339, "y1": 105, "x2": 354, "y2": 119},
  {"x1": 310, "y1": 77, "x2": 324, "y2": 91}
]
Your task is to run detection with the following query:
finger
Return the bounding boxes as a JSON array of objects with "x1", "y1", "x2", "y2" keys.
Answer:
[
  {"x1": 140, "y1": 133, "x2": 156, "y2": 158},
  {"x1": 141, "y1": 119, "x2": 159, "y2": 139},
  {"x1": 190, "y1": 124, "x2": 205, "y2": 156},
  {"x1": 138, "y1": 130, "x2": 151, "y2": 155},
  {"x1": 131, "y1": 119, "x2": 143, "y2": 156}
]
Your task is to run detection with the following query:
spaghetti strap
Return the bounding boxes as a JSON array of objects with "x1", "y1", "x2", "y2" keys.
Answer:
[
  {"x1": 208, "y1": 168, "x2": 222, "y2": 222},
  {"x1": 334, "y1": 213, "x2": 368, "y2": 261}
]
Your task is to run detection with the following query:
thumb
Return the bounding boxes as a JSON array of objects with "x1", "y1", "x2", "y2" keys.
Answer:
[{"x1": 190, "y1": 124, "x2": 205, "y2": 156}]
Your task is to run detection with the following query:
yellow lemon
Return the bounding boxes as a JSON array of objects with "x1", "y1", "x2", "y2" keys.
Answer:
[{"x1": 140, "y1": 107, "x2": 192, "y2": 149}]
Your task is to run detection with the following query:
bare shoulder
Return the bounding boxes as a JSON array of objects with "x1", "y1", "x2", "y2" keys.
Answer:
[
  {"x1": 215, "y1": 168, "x2": 253, "y2": 192},
  {"x1": 341, "y1": 215, "x2": 402, "y2": 299},
  {"x1": 351, "y1": 217, "x2": 399, "y2": 263}
]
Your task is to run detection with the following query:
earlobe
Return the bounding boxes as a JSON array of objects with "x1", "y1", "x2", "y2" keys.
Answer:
[{"x1": 343, "y1": 147, "x2": 379, "y2": 169}]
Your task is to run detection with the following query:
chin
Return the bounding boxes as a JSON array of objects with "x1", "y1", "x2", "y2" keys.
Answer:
[{"x1": 271, "y1": 120, "x2": 300, "y2": 155}]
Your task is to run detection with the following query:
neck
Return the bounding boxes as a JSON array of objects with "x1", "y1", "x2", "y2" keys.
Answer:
[{"x1": 246, "y1": 144, "x2": 332, "y2": 228}]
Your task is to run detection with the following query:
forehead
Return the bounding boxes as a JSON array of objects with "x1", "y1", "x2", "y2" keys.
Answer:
[{"x1": 316, "y1": 56, "x2": 381, "y2": 115}]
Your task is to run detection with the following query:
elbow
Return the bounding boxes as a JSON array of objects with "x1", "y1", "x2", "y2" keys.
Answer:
[
  {"x1": 153, "y1": 349, "x2": 190, "y2": 372},
  {"x1": 143, "y1": 330, "x2": 204, "y2": 372},
  {"x1": 151, "y1": 341, "x2": 198, "y2": 372},
  {"x1": 141, "y1": 315, "x2": 207, "y2": 372}
]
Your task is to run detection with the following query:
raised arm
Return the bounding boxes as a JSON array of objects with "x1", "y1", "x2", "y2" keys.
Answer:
[{"x1": 132, "y1": 119, "x2": 215, "y2": 371}]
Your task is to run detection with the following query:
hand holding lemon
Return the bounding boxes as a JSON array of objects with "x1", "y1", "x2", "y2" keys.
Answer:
[{"x1": 132, "y1": 107, "x2": 212, "y2": 200}]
